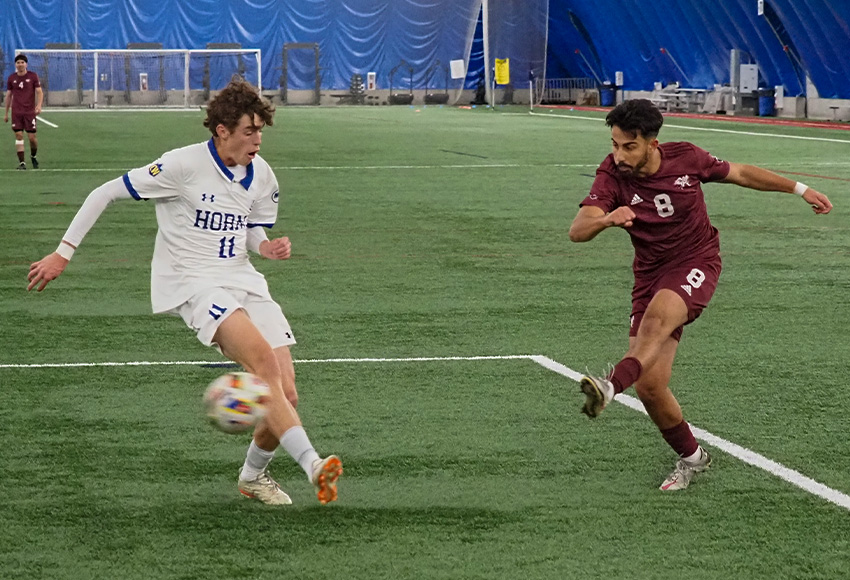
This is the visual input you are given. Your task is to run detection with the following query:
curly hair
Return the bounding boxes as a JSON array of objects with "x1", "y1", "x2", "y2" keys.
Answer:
[
  {"x1": 605, "y1": 99, "x2": 664, "y2": 140},
  {"x1": 203, "y1": 79, "x2": 275, "y2": 135}
]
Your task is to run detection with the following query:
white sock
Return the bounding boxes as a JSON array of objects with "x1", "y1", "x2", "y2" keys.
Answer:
[
  {"x1": 280, "y1": 426, "x2": 321, "y2": 480},
  {"x1": 682, "y1": 446, "x2": 704, "y2": 465},
  {"x1": 240, "y1": 440, "x2": 276, "y2": 481}
]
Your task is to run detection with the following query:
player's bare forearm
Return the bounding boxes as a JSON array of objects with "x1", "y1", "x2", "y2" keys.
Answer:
[
  {"x1": 569, "y1": 205, "x2": 634, "y2": 242},
  {"x1": 722, "y1": 163, "x2": 796, "y2": 192},
  {"x1": 723, "y1": 163, "x2": 832, "y2": 214}
]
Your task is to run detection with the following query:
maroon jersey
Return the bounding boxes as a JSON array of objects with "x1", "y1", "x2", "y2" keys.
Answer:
[
  {"x1": 6, "y1": 71, "x2": 41, "y2": 114},
  {"x1": 581, "y1": 142, "x2": 730, "y2": 275}
]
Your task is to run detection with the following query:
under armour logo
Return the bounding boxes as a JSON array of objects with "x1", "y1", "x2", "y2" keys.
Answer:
[
  {"x1": 208, "y1": 303, "x2": 227, "y2": 320},
  {"x1": 202, "y1": 193, "x2": 215, "y2": 202},
  {"x1": 630, "y1": 194, "x2": 644, "y2": 205},
  {"x1": 674, "y1": 175, "x2": 692, "y2": 189},
  {"x1": 285, "y1": 332, "x2": 292, "y2": 339}
]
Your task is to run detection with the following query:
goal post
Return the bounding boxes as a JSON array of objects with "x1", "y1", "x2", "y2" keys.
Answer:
[{"x1": 14, "y1": 48, "x2": 262, "y2": 109}]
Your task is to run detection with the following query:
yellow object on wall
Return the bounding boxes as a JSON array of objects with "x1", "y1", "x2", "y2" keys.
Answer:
[{"x1": 495, "y1": 58, "x2": 510, "y2": 85}]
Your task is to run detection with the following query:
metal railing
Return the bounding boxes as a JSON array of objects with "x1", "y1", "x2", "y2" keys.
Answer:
[{"x1": 536, "y1": 77, "x2": 597, "y2": 105}]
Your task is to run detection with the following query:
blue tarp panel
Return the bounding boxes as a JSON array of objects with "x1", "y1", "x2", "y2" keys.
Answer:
[
  {"x1": 4, "y1": 1, "x2": 850, "y2": 98},
  {"x1": 1, "y1": 0, "x2": 482, "y2": 92},
  {"x1": 547, "y1": 0, "x2": 850, "y2": 98}
]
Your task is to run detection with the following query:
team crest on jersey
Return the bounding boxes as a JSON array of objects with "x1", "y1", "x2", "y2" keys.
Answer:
[
  {"x1": 148, "y1": 163, "x2": 163, "y2": 177},
  {"x1": 271, "y1": 191, "x2": 279, "y2": 204},
  {"x1": 674, "y1": 175, "x2": 692, "y2": 189}
]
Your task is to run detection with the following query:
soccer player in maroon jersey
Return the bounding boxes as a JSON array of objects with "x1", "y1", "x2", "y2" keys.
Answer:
[
  {"x1": 4, "y1": 53, "x2": 43, "y2": 170},
  {"x1": 569, "y1": 99, "x2": 832, "y2": 491}
]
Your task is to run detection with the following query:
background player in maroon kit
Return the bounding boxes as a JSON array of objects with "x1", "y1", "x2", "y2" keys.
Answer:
[
  {"x1": 569, "y1": 99, "x2": 832, "y2": 491},
  {"x1": 4, "y1": 53, "x2": 43, "y2": 170}
]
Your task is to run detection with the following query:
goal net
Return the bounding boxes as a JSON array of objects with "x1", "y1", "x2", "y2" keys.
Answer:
[{"x1": 15, "y1": 49, "x2": 261, "y2": 109}]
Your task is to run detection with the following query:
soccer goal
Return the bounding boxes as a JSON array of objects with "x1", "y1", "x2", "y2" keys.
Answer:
[{"x1": 15, "y1": 48, "x2": 262, "y2": 109}]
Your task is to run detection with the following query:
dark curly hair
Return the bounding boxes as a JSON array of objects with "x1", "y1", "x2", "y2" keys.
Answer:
[
  {"x1": 204, "y1": 79, "x2": 275, "y2": 135},
  {"x1": 605, "y1": 99, "x2": 664, "y2": 139}
]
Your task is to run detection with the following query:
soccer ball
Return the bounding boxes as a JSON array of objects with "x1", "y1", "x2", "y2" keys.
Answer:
[{"x1": 203, "y1": 372, "x2": 270, "y2": 434}]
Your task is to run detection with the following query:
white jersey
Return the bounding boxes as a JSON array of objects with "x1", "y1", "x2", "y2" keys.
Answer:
[{"x1": 122, "y1": 139, "x2": 280, "y2": 313}]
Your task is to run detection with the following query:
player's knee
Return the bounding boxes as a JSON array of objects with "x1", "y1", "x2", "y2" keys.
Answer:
[
  {"x1": 286, "y1": 391, "x2": 299, "y2": 409},
  {"x1": 281, "y1": 370, "x2": 298, "y2": 408},
  {"x1": 634, "y1": 380, "x2": 667, "y2": 404},
  {"x1": 639, "y1": 311, "x2": 663, "y2": 329},
  {"x1": 247, "y1": 347, "x2": 280, "y2": 381}
]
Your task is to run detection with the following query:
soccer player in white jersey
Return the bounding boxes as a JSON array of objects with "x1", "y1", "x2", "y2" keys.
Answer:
[{"x1": 27, "y1": 80, "x2": 342, "y2": 506}]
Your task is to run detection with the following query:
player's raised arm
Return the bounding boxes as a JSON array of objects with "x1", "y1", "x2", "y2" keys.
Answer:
[
  {"x1": 722, "y1": 162, "x2": 833, "y2": 214},
  {"x1": 27, "y1": 177, "x2": 133, "y2": 292}
]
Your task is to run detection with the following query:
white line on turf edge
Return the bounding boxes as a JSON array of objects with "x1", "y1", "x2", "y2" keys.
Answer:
[
  {"x1": 36, "y1": 115, "x2": 58, "y2": 128},
  {"x1": 531, "y1": 355, "x2": 850, "y2": 511},
  {"x1": 0, "y1": 163, "x2": 601, "y2": 173},
  {"x1": 528, "y1": 111, "x2": 850, "y2": 144},
  {"x1": 0, "y1": 354, "x2": 536, "y2": 369}
]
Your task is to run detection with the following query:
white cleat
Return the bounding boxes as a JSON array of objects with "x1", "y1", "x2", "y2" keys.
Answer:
[
  {"x1": 579, "y1": 374, "x2": 615, "y2": 418},
  {"x1": 238, "y1": 469, "x2": 293, "y2": 505},
  {"x1": 311, "y1": 455, "x2": 343, "y2": 505},
  {"x1": 660, "y1": 448, "x2": 712, "y2": 491}
]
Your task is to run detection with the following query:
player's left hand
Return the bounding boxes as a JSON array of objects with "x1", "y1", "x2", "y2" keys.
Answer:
[
  {"x1": 802, "y1": 188, "x2": 832, "y2": 215},
  {"x1": 35, "y1": 106, "x2": 42, "y2": 115},
  {"x1": 261, "y1": 236, "x2": 291, "y2": 260}
]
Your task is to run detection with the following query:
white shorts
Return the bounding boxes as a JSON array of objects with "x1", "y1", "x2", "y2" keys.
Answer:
[{"x1": 169, "y1": 287, "x2": 296, "y2": 349}]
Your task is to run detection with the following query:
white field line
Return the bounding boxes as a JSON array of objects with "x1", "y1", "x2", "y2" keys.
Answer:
[
  {"x1": 2, "y1": 352, "x2": 846, "y2": 510},
  {"x1": 528, "y1": 111, "x2": 850, "y2": 144},
  {"x1": 530, "y1": 355, "x2": 850, "y2": 512},
  {"x1": 0, "y1": 354, "x2": 535, "y2": 369},
  {"x1": 35, "y1": 115, "x2": 58, "y2": 128},
  {"x1": 0, "y1": 163, "x2": 599, "y2": 173}
]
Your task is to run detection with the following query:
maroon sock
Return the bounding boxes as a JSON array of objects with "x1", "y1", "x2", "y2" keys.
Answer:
[
  {"x1": 17, "y1": 151, "x2": 24, "y2": 162},
  {"x1": 609, "y1": 356, "x2": 642, "y2": 394},
  {"x1": 660, "y1": 420, "x2": 699, "y2": 458}
]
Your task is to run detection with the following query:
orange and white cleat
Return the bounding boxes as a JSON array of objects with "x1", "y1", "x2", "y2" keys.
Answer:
[{"x1": 311, "y1": 455, "x2": 343, "y2": 505}]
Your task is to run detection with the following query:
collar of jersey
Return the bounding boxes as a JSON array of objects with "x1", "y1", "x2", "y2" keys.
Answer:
[{"x1": 207, "y1": 138, "x2": 254, "y2": 190}]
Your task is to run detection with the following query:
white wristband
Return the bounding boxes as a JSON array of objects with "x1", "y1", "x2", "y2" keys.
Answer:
[
  {"x1": 55, "y1": 242, "x2": 75, "y2": 260},
  {"x1": 793, "y1": 181, "x2": 808, "y2": 196}
]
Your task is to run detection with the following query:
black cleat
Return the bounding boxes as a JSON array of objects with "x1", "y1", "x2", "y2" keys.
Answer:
[
  {"x1": 17, "y1": 162, "x2": 26, "y2": 170},
  {"x1": 31, "y1": 157, "x2": 39, "y2": 169}
]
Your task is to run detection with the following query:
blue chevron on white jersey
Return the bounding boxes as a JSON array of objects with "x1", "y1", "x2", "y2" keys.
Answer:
[{"x1": 122, "y1": 139, "x2": 280, "y2": 312}]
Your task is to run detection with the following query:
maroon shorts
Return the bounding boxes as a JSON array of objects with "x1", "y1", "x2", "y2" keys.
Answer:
[
  {"x1": 630, "y1": 254, "x2": 722, "y2": 341},
  {"x1": 10, "y1": 112, "x2": 36, "y2": 133}
]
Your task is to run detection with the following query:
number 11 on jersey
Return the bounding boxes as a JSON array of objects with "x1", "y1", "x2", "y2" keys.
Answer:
[{"x1": 218, "y1": 236, "x2": 235, "y2": 258}]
